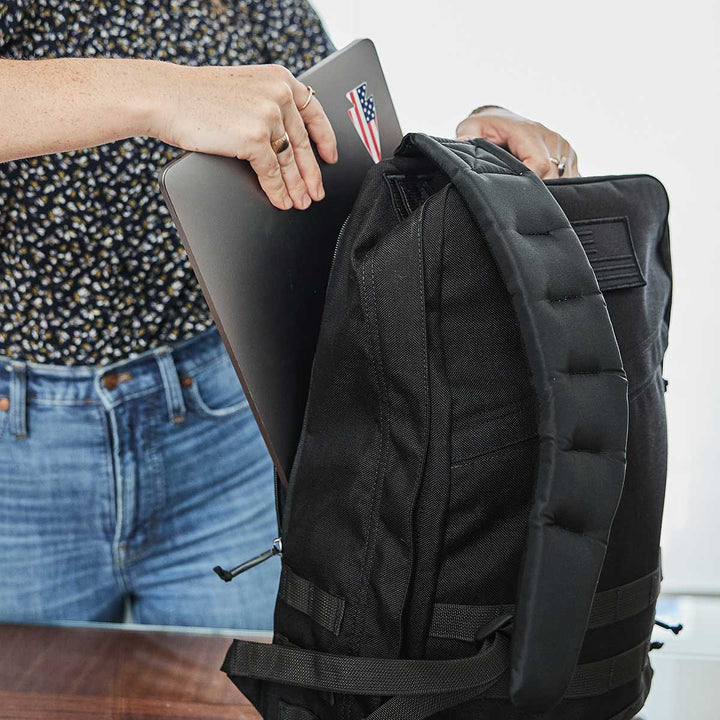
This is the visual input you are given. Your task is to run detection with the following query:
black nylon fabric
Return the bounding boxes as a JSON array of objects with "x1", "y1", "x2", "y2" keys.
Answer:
[
  {"x1": 222, "y1": 631, "x2": 647, "y2": 702},
  {"x1": 222, "y1": 632, "x2": 510, "y2": 696},
  {"x1": 278, "y1": 565, "x2": 346, "y2": 636},
  {"x1": 279, "y1": 701, "x2": 319, "y2": 720},
  {"x1": 429, "y1": 565, "x2": 661, "y2": 641},
  {"x1": 221, "y1": 135, "x2": 671, "y2": 720}
]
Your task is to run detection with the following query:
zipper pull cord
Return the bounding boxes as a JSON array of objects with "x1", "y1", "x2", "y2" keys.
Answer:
[
  {"x1": 213, "y1": 538, "x2": 283, "y2": 582},
  {"x1": 654, "y1": 618, "x2": 684, "y2": 635}
]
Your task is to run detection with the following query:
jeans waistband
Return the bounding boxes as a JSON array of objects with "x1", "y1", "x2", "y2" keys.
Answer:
[{"x1": 0, "y1": 326, "x2": 232, "y2": 437}]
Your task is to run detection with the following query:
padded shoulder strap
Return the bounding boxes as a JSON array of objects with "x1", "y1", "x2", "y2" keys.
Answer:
[{"x1": 395, "y1": 134, "x2": 629, "y2": 711}]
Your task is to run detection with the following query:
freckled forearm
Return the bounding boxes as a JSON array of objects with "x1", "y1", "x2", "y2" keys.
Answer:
[{"x1": 0, "y1": 57, "x2": 175, "y2": 163}]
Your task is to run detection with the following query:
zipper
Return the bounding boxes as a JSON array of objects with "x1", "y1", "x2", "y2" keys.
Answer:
[
  {"x1": 214, "y1": 214, "x2": 353, "y2": 583},
  {"x1": 274, "y1": 465, "x2": 285, "y2": 538},
  {"x1": 654, "y1": 618, "x2": 683, "y2": 634},
  {"x1": 278, "y1": 210, "x2": 353, "y2": 540},
  {"x1": 329, "y1": 211, "x2": 352, "y2": 277},
  {"x1": 213, "y1": 537, "x2": 282, "y2": 582}
]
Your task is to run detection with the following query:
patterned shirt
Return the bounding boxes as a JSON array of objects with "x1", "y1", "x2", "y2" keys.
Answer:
[{"x1": 0, "y1": 0, "x2": 334, "y2": 364}]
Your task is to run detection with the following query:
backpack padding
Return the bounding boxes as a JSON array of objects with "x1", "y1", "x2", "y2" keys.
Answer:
[{"x1": 395, "y1": 134, "x2": 629, "y2": 712}]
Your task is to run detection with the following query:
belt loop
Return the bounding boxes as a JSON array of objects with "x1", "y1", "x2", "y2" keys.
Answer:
[
  {"x1": 153, "y1": 347, "x2": 186, "y2": 424},
  {"x1": 7, "y1": 361, "x2": 28, "y2": 439}
]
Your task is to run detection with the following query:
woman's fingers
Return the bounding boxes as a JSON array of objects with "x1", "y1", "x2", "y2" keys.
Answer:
[
  {"x1": 273, "y1": 126, "x2": 313, "y2": 209},
  {"x1": 538, "y1": 132, "x2": 567, "y2": 180},
  {"x1": 506, "y1": 127, "x2": 557, "y2": 179},
  {"x1": 545, "y1": 138, "x2": 580, "y2": 179},
  {"x1": 281, "y1": 75, "x2": 337, "y2": 201},
  {"x1": 160, "y1": 63, "x2": 339, "y2": 209},
  {"x1": 454, "y1": 107, "x2": 580, "y2": 181},
  {"x1": 247, "y1": 142, "x2": 293, "y2": 210},
  {"x1": 300, "y1": 96, "x2": 338, "y2": 167},
  {"x1": 261, "y1": 68, "x2": 337, "y2": 208},
  {"x1": 289, "y1": 75, "x2": 338, "y2": 166},
  {"x1": 280, "y1": 100, "x2": 322, "y2": 202}
]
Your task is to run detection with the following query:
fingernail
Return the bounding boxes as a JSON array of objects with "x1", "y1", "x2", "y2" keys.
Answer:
[
  {"x1": 332, "y1": 148, "x2": 339, "y2": 163},
  {"x1": 283, "y1": 196, "x2": 293, "y2": 209},
  {"x1": 301, "y1": 193, "x2": 311, "y2": 208},
  {"x1": 316, "y1": 183, "x2": 325, "y2": 200}
]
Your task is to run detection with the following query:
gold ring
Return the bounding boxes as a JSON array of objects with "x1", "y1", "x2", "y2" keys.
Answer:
[
  {"x1": 271, "y1": 131, "x2": 290, "y2": 155},
  {"x1": 298, "y1": 85, "x2": 315, "y2": 111}
]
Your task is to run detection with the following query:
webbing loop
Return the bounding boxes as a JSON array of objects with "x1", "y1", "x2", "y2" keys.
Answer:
[
  {"x1": 221, "y1": 631, "x2": 509, "y2": 697},
  {"x1": 222, "y1": 633, "x2": 650, "y2": 720},
  {"x1": 430, "y1": 566, "x2": 661, "y2": 642}
]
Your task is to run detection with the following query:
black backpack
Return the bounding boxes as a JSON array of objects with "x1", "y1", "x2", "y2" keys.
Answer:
[{"x1": 220, "y1": 134, "x2": 672, "y2": 720}]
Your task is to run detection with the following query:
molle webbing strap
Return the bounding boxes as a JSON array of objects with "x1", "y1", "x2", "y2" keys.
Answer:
[
  {"x1": 279, "y1": 701, "x2": 318, "y2": 720},
  {"x1": 478, "y1": 638, "x2": 649, "y2": 701},
  {"x1": 429, "y1": 566, "x2": 662, "y2": 642},
  {"x1": 221, "y1": 632, "x2": 510, "y2": 698},
  {"x1": 221, "y1": 634, "x2": 649, "y2": 720},
  {"x1": 367, "y1": 639, "x2": 649, "y2": 719},
  {"x1": 395, "y1": 134, "x2": 629, "y2": 711},
  {"x1": 588, "y1": 566, "x2": 662, "y2": 628},
  {"x1": 278, "y1": 565, "x2": 346, "y2": 636},
  {"x1": 563, "y1": 639, "x2": 648, "y2": 699}
]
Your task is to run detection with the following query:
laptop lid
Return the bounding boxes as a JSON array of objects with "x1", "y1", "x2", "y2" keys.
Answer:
[{"x1": 159, "y1": 38, "x2": 403, "y2": 485}]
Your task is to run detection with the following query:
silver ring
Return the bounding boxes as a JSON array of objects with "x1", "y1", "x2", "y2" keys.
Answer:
[{"x1": 550, "y1": 155, "x2": 568, "y2": 177}]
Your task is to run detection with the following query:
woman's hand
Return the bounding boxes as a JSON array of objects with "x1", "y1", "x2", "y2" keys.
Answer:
[
  {"x1": 455, "y1": 106, "x2": 579, "y2": 179},
  {"x1": 155, "y1": 62, "x2": 338, "y2": 210}
]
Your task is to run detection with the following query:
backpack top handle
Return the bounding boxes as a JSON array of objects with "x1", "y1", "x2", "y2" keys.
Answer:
[{"x1": 396, "y1": 133, "x2": 629, "y2": 713}]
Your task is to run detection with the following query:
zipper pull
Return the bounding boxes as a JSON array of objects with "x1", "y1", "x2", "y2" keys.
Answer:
[
  {"x1": 213, "y1": 538, "x2": 283, "y2": 582},
  {"x1": 654, "y1": 618, "x2": 684, "y2": 635}
]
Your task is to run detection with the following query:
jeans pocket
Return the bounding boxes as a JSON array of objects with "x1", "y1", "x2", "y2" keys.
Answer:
[{"x1": 183, "y1": 358, "x2": 250, "y2": 419}]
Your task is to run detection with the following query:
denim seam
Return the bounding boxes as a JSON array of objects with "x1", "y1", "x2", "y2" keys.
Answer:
[
  {"x1": 8, "y1": 362, "x2": 28, "y2": 439},
  {"x1": 100, "y1": 386, "x2": 159, "y2": 408},
  {"x1": 28, "y1": 397, "x2": 99, "y2": 406},
  {"x1": 106, "y1": 405, "x2": 132, "y2": 593},
  {"x1": 97, "y1": 404, "x2": 118, "y2": 545},
  {"x1": 4, "y1": 345, "x2": 230, "y2": 408},
  {"x1": 181, "y1": 353, "x2": 229, "y2": 381},
  {"x1": 127, "y1": 404, "x2": 166, "y2": 565},
  {"x1": 153, "y1": 348, "x2": 186, "y2": 423},
  {"x1": 93, "y1": 354, "x2": 230, "y2": 410},
  {"x1": 186, "y1": 381, "x2": 249, "y2": 418},
  {"x1": 150, "y1": 412, "x2": 167, "y2": 541}
]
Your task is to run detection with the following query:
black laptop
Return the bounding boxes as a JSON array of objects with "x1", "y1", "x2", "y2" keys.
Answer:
[{"x1": 159, "y1": 39, "x2": 403, "y2": 485}]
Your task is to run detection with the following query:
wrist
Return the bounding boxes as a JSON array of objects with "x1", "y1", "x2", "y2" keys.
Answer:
[{"x1": 128, "y1": 59, "x2": 181, "y2": 140}]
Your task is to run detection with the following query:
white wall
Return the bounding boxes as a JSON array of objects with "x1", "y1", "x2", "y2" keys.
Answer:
[{"x1": 312, "y1": 0, "x2": 720, "y2": 594}]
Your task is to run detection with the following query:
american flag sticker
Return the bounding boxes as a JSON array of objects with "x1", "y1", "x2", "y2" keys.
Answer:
[{"x1": 346, "y1": 82, "x2": 382, "y2": 163}]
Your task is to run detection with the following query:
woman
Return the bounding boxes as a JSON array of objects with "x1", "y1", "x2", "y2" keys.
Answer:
[{"x1": 0, "y1": 0, "x2": 578, "y2": 630}]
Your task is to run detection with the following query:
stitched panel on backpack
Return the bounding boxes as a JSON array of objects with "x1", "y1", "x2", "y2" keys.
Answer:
[{"x1": 435, "y1": 187, "x2": 537, "y2": 609}]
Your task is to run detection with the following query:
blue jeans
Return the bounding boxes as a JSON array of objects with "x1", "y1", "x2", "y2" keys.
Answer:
[{"x1": 0, "y1": 326, "x2": 280, "y2": 630}]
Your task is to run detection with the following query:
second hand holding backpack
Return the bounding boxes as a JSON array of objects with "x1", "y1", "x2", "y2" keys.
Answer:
[{"x1": 219, "y1": 134, "x2": 672, "y2": 720}]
